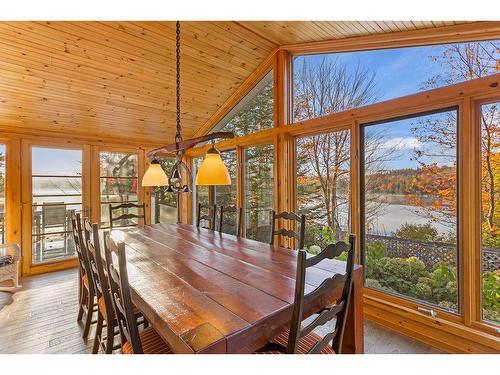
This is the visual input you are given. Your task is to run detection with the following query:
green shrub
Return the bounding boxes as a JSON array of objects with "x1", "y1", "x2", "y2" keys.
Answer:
[
  {"x1": 395, "y1": 223, "x2": 440, "y2": 242},
  {"x1": 365, "y1": 278, "x2": 382, "y2": 288},
  {"x1": 482, "y1": 270, "x2": 500, "y2": 312},
  {"x1": 366, "y1": 241, "x2": 387, "y2": 260}
]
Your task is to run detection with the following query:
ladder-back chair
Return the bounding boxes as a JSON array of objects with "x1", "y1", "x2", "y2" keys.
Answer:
[
  {"x1": 104, "y1": 232, "x2": 173, "y2": 354},
  {"x1": 257, "y1": 235, "x2": 355, "y2": 354},
  {"x1": 196, "y1": 203, "x2": 217, "y2": 230},
  {"x1": 219, "y1": 206, "x2": 242, "y2": 236},
  {"x1": 270, "y1": 211, "x2": 306, "y2": 250},
  {"x1": 109, "y1": 202, "x2": 146, "y2": 230}
]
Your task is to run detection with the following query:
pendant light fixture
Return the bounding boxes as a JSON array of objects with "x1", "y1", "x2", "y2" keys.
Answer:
[
  {"x1": 195, "y1": 143, "x2": 231, "y2": 186},
  {"x1": 143, "y1": 21, "x2": 234, "y2": 191},
  {"x1": 141, "y1": 159, "x2": 169, "y2": 187}
]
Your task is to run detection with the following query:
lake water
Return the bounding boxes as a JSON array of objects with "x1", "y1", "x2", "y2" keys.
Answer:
[{"x1": 369, "y1": 203, "x2": 455, "y2": 236}]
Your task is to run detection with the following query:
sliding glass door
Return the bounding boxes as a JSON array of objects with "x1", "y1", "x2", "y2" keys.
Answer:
[{"x1": 30, "y1": 146, "x2": 85, "y2": 265}]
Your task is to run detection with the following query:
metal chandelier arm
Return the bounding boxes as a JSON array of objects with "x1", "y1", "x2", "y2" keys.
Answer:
[{"x1": 146, "y1": 131, "x2": 235, "y2": 158}]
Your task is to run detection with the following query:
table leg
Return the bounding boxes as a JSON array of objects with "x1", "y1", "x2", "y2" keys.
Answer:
[{"x1": 341, "y1": 267, "x2": 364, "y2": 354}]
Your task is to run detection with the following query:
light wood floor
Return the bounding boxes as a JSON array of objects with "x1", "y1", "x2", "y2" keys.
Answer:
[{"x1": 0, "y1": 269, "x2": 442, "y2": 354}]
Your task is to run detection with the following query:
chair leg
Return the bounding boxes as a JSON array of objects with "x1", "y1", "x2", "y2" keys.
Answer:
[
  {"x1": 77, "y1": 284, "x2": 86, "y2": 322},
  {"x1": 104, "y1": 319, "x2": 115, "y2": 354},
  {"x1": 82, "y1": 289, "x2": 94, "y2": 340},
  {"x1": 92, "y1": 312, "x2": 103, "y2": 354}
]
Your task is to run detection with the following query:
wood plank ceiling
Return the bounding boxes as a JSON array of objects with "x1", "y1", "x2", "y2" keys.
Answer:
[{"x1": 0, "y1": 21, "x2": 472, "y2": 145}]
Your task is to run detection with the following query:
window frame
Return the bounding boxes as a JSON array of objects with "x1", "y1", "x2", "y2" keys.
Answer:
[
  {"x1": 359, "y1": 106, "x2": 462, "y2": 320},
  {"x1": 471, "y1": 96, "x2": 500, "y2": 335},
  {"x1": 95, "y1": 147, "x2": 144, "y2": 229},
  {"x1": 20, "y1": 140, "x2": 91, "y2": 275}
]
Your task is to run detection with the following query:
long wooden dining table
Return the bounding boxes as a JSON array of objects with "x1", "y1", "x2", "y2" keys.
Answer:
[{"x1": 113, "y1": 223, "x2": 364, "y2": 354}]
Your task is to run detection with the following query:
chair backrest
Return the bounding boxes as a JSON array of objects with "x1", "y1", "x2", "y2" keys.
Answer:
[
  {"x1": 219, "y1": 206, "x2": 242, "y2": 236},
  {"x1": 286, "y1": 234, "x2": 355, "y2": 354},
  {"x1": 270, "y1": 211, "x2": 306, "y2": 250},
  {"x1": 42, "y1": 202, "x2": 67, "y2": 228},
  {"x1": 83, "y1": 218, "x2": 114, "y2": 322},
  {"x1": 70, "y1": 211, "x2": 93, "y2": 294},
  {"x1": 109, "y1": 202, "x2": 146, "y2": 230},
  {"x1": 104, "y1": 232, "x2": 143, "y2": 354},
  {"x1": 196, "y1": 203, "x2": 217, "y2": 231}
]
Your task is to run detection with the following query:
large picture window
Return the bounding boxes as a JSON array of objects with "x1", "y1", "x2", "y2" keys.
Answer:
[
  {"x1": 244, "y1": 144, "x2": 274, "y2": 242},
  {"x1": 362, "y1": 109, "x2": 459, "y2": 314},
  {"x1": 296, "y1": 130, "x2": 350, "y2": 252},
  {"x1": 99, "y1": 151, "x2": 138, "y2": 228},
  {"x1": 480, "y1": 101, "x2": 500, "y2": 325},
  {"x1": 210, "y1": 71, "x2": 274, "y2": 137},
  {"x1": 293, "y1": 40, "x2": 500, "y2": 123}
]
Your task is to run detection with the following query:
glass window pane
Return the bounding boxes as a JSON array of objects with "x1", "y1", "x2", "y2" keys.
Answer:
[
  {"x1": 32, "y1": 233, "x2": 75, "y2": 264},
  {"x1": 480, "y1": 102, "x2": 500, "y2": 325},
  {"x1": 293, "y1": 40, "x2": 500, "y2": 123},
  {"x1": 100, "y1": 152, "x2": 138, "y2": 177},
  {"x1": 31, "y1": 147, "x2": 82, "y2": 264},
  {"x1": 209, "y1": 71, "x2": 274, "y2": 137},
  {"x1": 32, "y1": 176, "x2": 82, "y2": 204},
  {"x1": 151, "y1": 157, "x2": 178, "y2": 224},
  {"x1": 215, "y1": 150, "x2": 238, "y2": 235},
  {"x1": 296, "y1": 130, "x2": 350, "y2": 251},
  {"x1": 99, "y1": 151, "x2": 138, "y2": 228},
  {"x1": 0, "y1": 144, "x2": 5, "y2": 244},
  {"x1": 244, "y1": 144, "x2": 274, "y2": 242},
  {"x1": 100, "y1": 178, "x2": 138, "y2": 203},
  {"x1": 32, "y1": 147, "x2": 82, "y2": 176},
  {"x1": 362, "y1": 109, "x2": 458, "y2": 314}
]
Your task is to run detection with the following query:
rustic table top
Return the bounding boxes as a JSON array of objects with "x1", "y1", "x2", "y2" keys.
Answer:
[{"x1": 115, "y1": 223, "x2": 363, "y2": 354}]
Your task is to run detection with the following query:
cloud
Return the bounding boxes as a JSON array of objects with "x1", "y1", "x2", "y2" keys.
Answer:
[{"x1": 382, "y1": 137, "x2": 422, "y2": 150}]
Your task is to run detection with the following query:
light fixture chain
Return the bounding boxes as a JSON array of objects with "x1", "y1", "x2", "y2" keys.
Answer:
[{"x1": 175, "y1": 21, "x2": 182, "y2": 150}]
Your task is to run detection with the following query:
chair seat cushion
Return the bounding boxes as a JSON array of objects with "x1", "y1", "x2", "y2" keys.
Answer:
[
  {"x1": 0, "y1": 255, "x2": 13, "y2": 267},
  {"x1": 122, "y1": 326, "x2": 173, "y2": 354},
  {"x1": 260, "y1": 329, "x2": 335, "y2": 354}
]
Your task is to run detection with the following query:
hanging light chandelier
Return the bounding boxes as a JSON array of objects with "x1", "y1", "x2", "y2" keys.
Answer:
[{"x1": 142, "y1": 21, "x2": 234, "y2": 191}]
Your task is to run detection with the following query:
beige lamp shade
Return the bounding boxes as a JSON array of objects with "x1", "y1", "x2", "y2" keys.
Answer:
[
  {"x1": 142, "y1": 160, "x2": 169, "y2": 186},
  {"x1": 195, "y1": 147, "x2": 231, "y2": 186}
]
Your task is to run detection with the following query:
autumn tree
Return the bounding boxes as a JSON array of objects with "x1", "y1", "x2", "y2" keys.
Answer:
[
  {"x1": 294, "y1": 56, "x2": 397, "y2": 245},
  {"x1": 410, "y1": 41, "x2": 500, "y2": 241}
]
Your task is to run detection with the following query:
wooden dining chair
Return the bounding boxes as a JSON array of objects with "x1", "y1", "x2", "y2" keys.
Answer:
[
  {"x1": 83, "y1": 218, "x2": 118, "y2": 354},
  {"x1": 104, "y1": 232, "x2": 173, "y2": 354},
  {"x1": 219, "y1": 205, "x2": 242, "y2": 236},
  {"x1": 83, "y1": 218, "x2": 146, "y2": 354},
  {"x1": 270, "y1": 211, "x2": 306, "y2": 250},
  {"x1": 70, "y1": 211, "x2": 96, "y2": 340},
  {"x1": 196, "y1": 202, "x2": 217, "y2": 230},
  {"x1": 256, "y1": 235, "x2": 355, "y2": 354},
  {"x1": 109, "y1": 202, "x2": 146, "y2": 230}
]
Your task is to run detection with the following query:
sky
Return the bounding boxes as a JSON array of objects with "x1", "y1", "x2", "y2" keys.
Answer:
[{"x1": 293, "y1": 41, "x2": 497, "y2": 169}]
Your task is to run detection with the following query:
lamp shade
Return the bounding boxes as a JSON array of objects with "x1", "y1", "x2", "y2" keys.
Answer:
[
  {"x1": 195, "y1": 147, "x2": 231, "y2": 186},
  {"x1": 142, "y1": 160, "x2": 169, "y2": 186}
]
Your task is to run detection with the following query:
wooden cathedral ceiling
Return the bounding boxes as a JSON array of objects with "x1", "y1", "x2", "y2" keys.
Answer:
[{"x1": 0, "y1": 21, "x2": 472, "y2": 145}]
